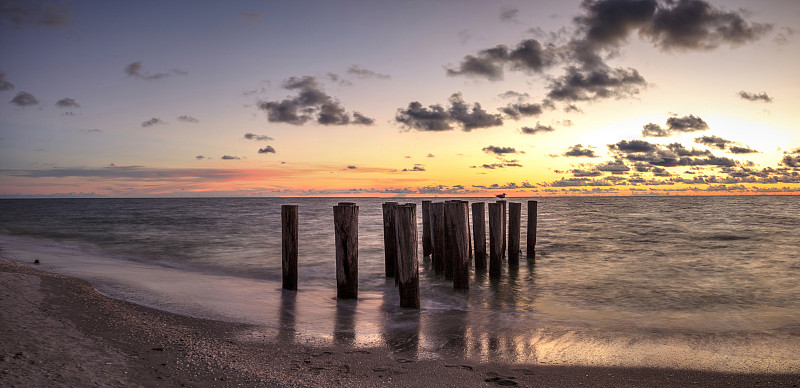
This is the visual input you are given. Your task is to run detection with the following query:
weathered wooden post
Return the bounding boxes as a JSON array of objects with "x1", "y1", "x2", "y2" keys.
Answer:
[
  {"x1": 508, "y1": 202, "x2": 521, "y2": 267},
  {"x1": 488, "y1": 202, "x2": 503, "y2": 279},
  {"x1": 462, "y1": 200, "x2": 473, "y2": 261},
  {"x1": 334, "y1": 202, "x2": 358, "y2": 299},
  {"x1": 472, "y1": 202, "x2": 487, "y2": 270},
  {"x1": 497, "y1": 200, "x2": 507, "y2": 259},
  {"x1": 446, "y1": 201, "x2": 470, "y2": 290},
  {"x1": 527, "y1": 200, "x2": 538, "y2": 259},
  {"x1": 422, "y1": 200, "x2": 432, "y2": 257},
  {"x1": 394, "y1": 204, "x2": 420, "y2": 308},
  {"x1": 281, "y1": 205, "x2": 298, "y2": 290},
  {"x1": 382, "y1": 202, "x2": 398, "y2": 278},
  {"x1": 432, "y1": 202, "x2": 446, "y2": 275}
]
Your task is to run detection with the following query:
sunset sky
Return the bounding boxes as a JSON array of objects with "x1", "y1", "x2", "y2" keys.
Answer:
[{"x1": 1, "y1": 0, "x2": 799, "y2": 197}]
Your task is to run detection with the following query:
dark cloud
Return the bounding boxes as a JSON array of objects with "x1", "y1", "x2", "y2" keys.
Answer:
[
  {"x1": 141, "y1": 118, "x2": 165, "y2": 127},
  {"x1": 124, "y1": 61, "x2": 187, "y2": 80},
  {"x1": 642, "y1": 123, "x2": 668, "y2": 137},
  {"x1": 564, "y1": 144, "x2": 598, "y2": 157},
  {"x1": 643, "y1": 0, "x2": 772, "y2": 51},
  {"x1": 498, "y1": 90, "x2": 530, "y2": 101},
  {"x1": 695, "y1": 135, "x2": 732, "y2": 149},
  {"x1": 402, "y1": 164, "x2": 426, "y2": 172},
  {"x1": 609, "y1": 139, "x2": 658, "y2": 153},
  {"x1": 177, "y1": 115, "x2": 199, "y2": 123},
  {"x1": 546, "y1": 66, "x2": 646, "y2": 101},
  {"x1": 728, "y1": 146, "x2": 758, "y2": 154},
  {"x1": 596, "y1": 159, "x2": 630, "y2": 174},
  {"x1": 575, "y1": 0, "x2": 657, "y2": 49},
  {"x1": 55, "y1": 97, "x2": 79, "y2": 108},
  {"x1": 482, "y1": 145, "x2": 517, "y2": 155},
  {"x1": 258, "y1": 146, "x2": 276, "y2": 154},
  {"x1": 195, "y1": 155, "x2": 208, "y2": 160},
  {"x1": 781, "y1": 155, "x2": 800, "y2": 168},
  {"x1": 520, "y1": 122, "x2": 555, "y2": 135},
  {"x1": 10, "y1": 91, "x2": 38, "y2": 106},
  {"x1": 352, "y1": 112, "x2": 375, "y2": 125},
  {"x1": 346, "y1": 65, "x2": 390, "y2": 80},
  {"x1": 666, "y1": 142, "x2": 712, "y2": 157},
  {"x1": 347, "y1": 165, "x2": 358, "y2": 169},
  {"x1": 396, "y1": 93, "x2": 502, "y2": 131},
  {"x1": 738, "y1": 91, "x2": 772, "y2": 103},
  {"x1": 0, "y1": 0, "x2": 71, "y2": 28},
  {"x1": 474, "y1": 162, "x2": 524, "y2": 169},
  {"x1": 564, "y1": 104, "x2": 583, "y2": 113},
  {"x1": 446, "y1": 39, "x2": 557, "y2": 80},
  {"x1": 257, "y1": 76, "x2": 373, "y2": 126},
  {"x1": 571, "y1": 168, "x2": 603, "y2": 177},
  {"x1": 499, "y1": 7, "x2": 519, "y2": 23},
  {"x1": 244, "y1": 133, "x2": 274, "y2": 141},
  {"x1": 500, "y1": 102, "x2": 548, "y2": 120},
  {"x1": 666, "y1": 114, "x2": 708, "y2": 132},
  {"x1": 221, "y1": 155, "x2": 241, "y2": 160},
  {"x1": 0, "y1": 70, "x2": 14, "y2": 91}
]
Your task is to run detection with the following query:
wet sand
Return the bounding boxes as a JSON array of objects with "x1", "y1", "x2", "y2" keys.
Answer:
[{"x1": 1, "y1": 259, "x2": 798, "y2": 387}]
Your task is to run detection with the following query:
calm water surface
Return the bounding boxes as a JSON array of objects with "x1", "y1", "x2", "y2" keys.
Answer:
[{"x1": 1, "y1": 196, "x2": 798, "y2": 372}]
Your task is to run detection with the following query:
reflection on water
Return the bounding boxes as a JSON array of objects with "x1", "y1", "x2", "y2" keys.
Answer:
[{"x1": 1, "y1": 195, "x2": 799, "y2": 373}]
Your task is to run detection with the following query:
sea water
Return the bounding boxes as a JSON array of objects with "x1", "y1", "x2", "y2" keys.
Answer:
[{"x1": 1, "y1": 196, "x2": 799, "y2": 372}]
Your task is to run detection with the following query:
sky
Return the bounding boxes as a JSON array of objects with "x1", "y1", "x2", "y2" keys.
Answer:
[{"x1": 1, "y1": 0, "x2": 799, "y2": 197}]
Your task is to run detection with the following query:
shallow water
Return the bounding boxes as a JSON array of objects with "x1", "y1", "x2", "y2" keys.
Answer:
[{"x1": 1, "y1": 196, "x2": 799, "y2": 372}]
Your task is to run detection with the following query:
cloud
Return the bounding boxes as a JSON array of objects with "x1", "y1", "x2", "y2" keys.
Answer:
[
  {"x1": 10, "y1": 91, "x2": 39, "y2": 106},
  {"x1": 695, "y1": 135, "x2": 732, "y2": 149},
  {"x1": 446, "y1": 39, "x2": 558, "y2": 80},
  {"x1": 346, "y1": 65, "x2": 390, "y2": 80},
  {"x1": 427, "y1": 153, "x2": 435, "y2": 158},
  {"x1": 499, "y1": 7, "x2": 519, "y2": 23},
  {"x1": 520, "y1": 122, "x2": 555, "y2": 135},
  {"x1": 0, "y1": 0, "x2": 71, "y2": 28},
  {"x1": 221, "y1": 155, "x2": 241, "y2": 160},
  {"x1": 55, "y1": 97, "x2": 79, "y2": 108},
  {"x1": 124, "y1": 61, "x2": 187, "y2": 80},
  {"x1": 667, "y1": 114, "x2": 709, "y2": 132},
  {"x1": 141, "y1": 118, "x2": 165, "y2": 127},
  {"x1": 563, "y1": 144, "x2": 598, "y2": 157},
  {"x1": 781, "y1": 155, "x2": 800, "y2": 168},
  {"x1": 482, "y1": 145, "x2": 517, "y2": 156},
  {"x1": 498, "y1": 90, "x2": 530, "y2": 101},
  {"x1": 402, "y1": 164, "x2": 426, "y2": 172},
  {"x1": 642, "y1": 123, "x2": 668, "y2": 137},
  {"x1": 195, "y1": 155, "x2": 208, "y2": 160},
  {"x1": 395, "y1": 93, "x2": 503, "y2": 131},
  {"x1": 643, "y1": 0, "x2": 772, "y2": 51},
  {"x1": 738, "y1": 91, "x2": 772, "y2": 103},
  {"x1": 728, "y1": 146, "x2": 758, "y2": 154},
  {"x1": 244, "y1": 133, "x2": 274, "y2": 141},
  {"x1": 474, "y1": 162, "x2": 524, "y2": 169},
  {"x1": 0, "y1": 70, "x2": 14, "y2": 91},
  {"x1": 257, "y1": 76, "x2": 374, "y2": 126},
  {"x1": 500, "y1": 102, "x2": 550, "y2": 120},
  {"x1": 546, "y1": 66, "x2": 647, "y2": 101},
  {"x1": 347, "y1": 165, "x2": 358, "y2": 169},
  {"x1": 177, "y1": 115, "x2": 199, "y2": 123},
  {"x1": 258, "y1": 146, "x2": 276, "y2": 154}
]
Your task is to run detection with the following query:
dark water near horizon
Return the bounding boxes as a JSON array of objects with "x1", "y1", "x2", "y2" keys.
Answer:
[{"x1": 1, "y1": 196, "x2": 799, "y2": 372}]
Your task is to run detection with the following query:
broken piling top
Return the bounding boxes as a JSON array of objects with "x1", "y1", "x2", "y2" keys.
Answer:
[{"x1": 333, "y1": 202, "x2": 358, "y2": 299}]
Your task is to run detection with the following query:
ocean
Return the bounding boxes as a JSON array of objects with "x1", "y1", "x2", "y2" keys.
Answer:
[{"x1": 1, "y1": 196, "x2": 799, "y2": 373}]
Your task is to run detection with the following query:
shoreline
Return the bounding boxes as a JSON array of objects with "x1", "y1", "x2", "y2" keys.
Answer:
[{"x1": 2, "y1": 259, "x2": 799, "y2": 387}]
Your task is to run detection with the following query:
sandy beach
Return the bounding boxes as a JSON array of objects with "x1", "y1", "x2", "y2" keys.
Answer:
[{"x1": 2, "y1": 259, "x2": 798, "y2": 387}]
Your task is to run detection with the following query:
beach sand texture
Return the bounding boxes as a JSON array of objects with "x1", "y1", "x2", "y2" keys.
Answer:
[{"x1": 2, "y1": 259, "x2": 799, "y2": 387}]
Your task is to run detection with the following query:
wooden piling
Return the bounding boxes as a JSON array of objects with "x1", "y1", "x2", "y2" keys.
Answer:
[
  {"x1": 382, "y1": 202, "x2": 398, "y2": 278},
  {"x1": 527, "y1": 200, "x2": 538, "y2": 258},
  {"x1": 394, "y1": 204, "x2": 420, "y2": 308},
  {"x1": 508, "y1": 202, "x2": 521, "y2": 266},
  {"x1": 462, "y1": 201, "x2": 473, "y2": 261},
  {"x1": 497, "y1": 200, "x2": 507, "y2": 259},
  {"x1": 432, "y1": 202, "x2": 446, "y2": 275},
  {"x1": 488, "y1": 202, "x2": 503, "y2": 279},
  {"x1": 446, "y1": 201, "x2": 470, "y2": 290},
  {"x1": 281, "y1": 205, "x2": 298, "y2": 290},
  {"x1": 471, "y1": 202, "x2": 487, "y2": 270},
  {"x1": 334, "y1": 202, "x2": 358, "y2": 299},
  {"x1": 422, "y1": 200, "x2": 432, "y2": 257}
]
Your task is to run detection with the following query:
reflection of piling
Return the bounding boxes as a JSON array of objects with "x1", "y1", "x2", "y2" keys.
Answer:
[
  {"x1": 281, "y1": 205, "x2": 298, "y2": 290},
  {"x1": 422, "y1": 200, "x2": 432, "y2": 257},
  {"x1": 394, "y1": 204, "x2": 420, "y2": 308},
  {"x1": 446, "y1": 201, "x2": 470, "y2": 290},
  {"x1": 431, "y1": 202, "x2": 446, "y2": 275},
  {"x1": 334, "y1": 202, "x2": 358, "y2": 299},
  {"x1": 382, "y1": 202, "x2": 398, "y2": 278},
  {"x1": 472, "y1": 202, "x2": 487, "y2": 270},
  {"x1": 527, "y1": 200, "x2": 538, "y2": 259},
  {"x1": 508, "y1": 202, "x2": 521, "y2": 266},
  {"x1": 488, "y1": 202, "x2": 503, "y2": 279},
  {"x1": 496, "y1": 200, "x2": 507, "y2": 259}
]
